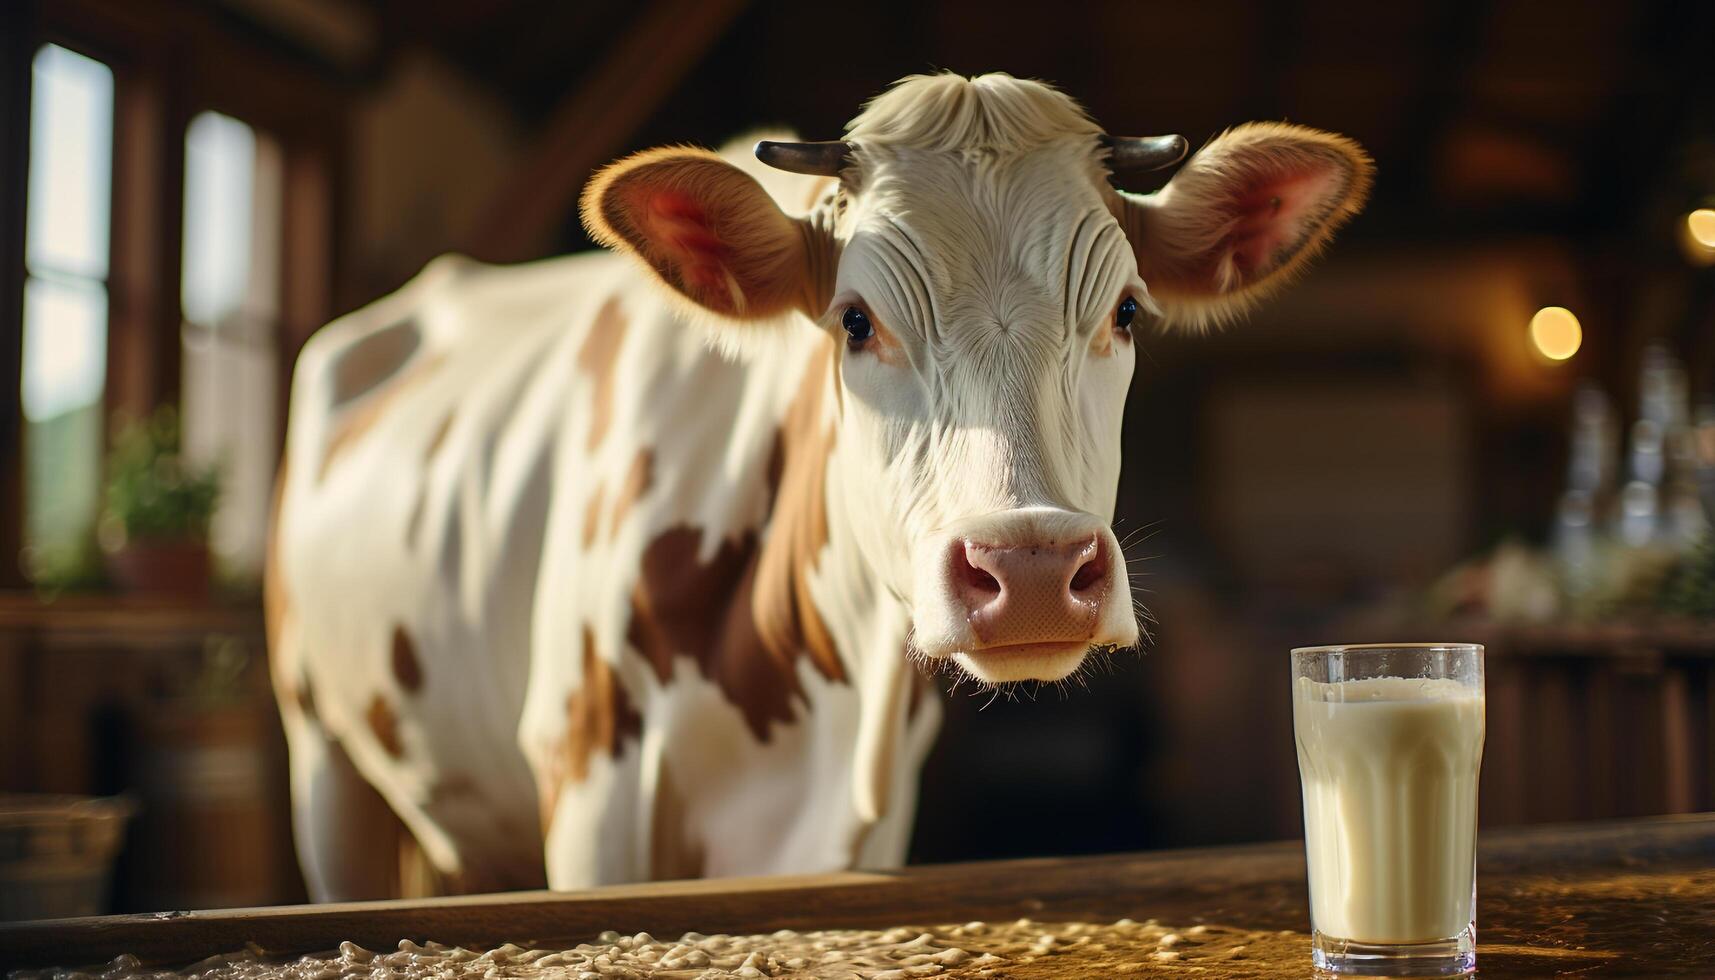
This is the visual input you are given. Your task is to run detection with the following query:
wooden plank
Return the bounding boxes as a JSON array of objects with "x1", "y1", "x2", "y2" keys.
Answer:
[
  {"x1": 2, "y1": 813, "x2": 1712, "y2": 969},
  {"x1": 1479, "y1": 653, "x2": 1526, "y2": 825},
  {"x1": 0, "y1": 841, "x2": 1296, "y2": 967},
  {"x1": 1582, "y1": 658, "x2": 1618, "y2": 818},
  {"x1": 0, "y1": 635, "x2": 29, "y2": 790},
  {"x1": 460, "y1": 0, "x2": 750, "y2": 264},
  {"x1": 1527, "y1": 661, "x2": 1579, "y2": 821},
  {"x1": 0, "y1": 593, "x2": 262, "y2": 639},
  {"x1": 1663, "y1": 664, "x2": 1695, "y2": 814}
]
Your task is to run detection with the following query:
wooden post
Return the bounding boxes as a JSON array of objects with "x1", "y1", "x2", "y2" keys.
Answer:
[
  {"x1": 107, "y1": 60, "x2": 168, "y2": 421},
  {"x1": 0, "y1": 0, "x2": 36, "y2": 589}
]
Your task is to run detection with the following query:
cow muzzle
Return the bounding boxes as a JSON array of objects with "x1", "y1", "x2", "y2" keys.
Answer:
[{"x1": 912, "y1": 508, "x2": 1139, "y2": 683}]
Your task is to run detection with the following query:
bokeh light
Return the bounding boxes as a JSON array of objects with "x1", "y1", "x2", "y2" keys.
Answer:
[
  {"x1": 1529, "y1": 306, "x2": 1582, "y2": 361},
  {"x1": 1688, "y1": 209, "x2": 1715, "y2": 248},
  {"x1": 1682, "y1": 209, "x2": 1715, "y2": 266}
]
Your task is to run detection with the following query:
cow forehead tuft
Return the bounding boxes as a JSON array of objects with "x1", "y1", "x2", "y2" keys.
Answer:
[{"x1": 845, "y1": 73, "x2": 1099, "y2": 155}]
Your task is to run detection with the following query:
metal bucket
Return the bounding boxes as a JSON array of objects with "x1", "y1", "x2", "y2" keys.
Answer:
[{"x1": 0, "y1": 794, "x2": 135, "y2": 920}]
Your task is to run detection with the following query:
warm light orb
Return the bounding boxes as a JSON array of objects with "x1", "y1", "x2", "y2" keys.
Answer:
[
  {"x1": 1530, "y1": 306, "x2": 1582, "y2": 361},
  {"x1": 1688, "y1": 209, "x2": 1715, "y2": 249},
  {"x1": 1684, "y1": 209, "x2": 1715, "y2": 265}
]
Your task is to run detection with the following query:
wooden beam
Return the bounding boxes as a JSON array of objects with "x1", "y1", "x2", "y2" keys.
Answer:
[
  {"x1": 461, "y1": 0, "x2": 749, "y2": 264},
  {"x1": 1391, "y1": 0, "x2": 1492, "y2": 204}
]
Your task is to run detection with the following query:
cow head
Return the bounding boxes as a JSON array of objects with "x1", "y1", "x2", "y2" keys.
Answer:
[{"x1": 583, "y1": 73, "x2": 1370, "y2": 685}]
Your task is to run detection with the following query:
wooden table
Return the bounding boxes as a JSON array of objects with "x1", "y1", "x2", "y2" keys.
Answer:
[{"x1": 3, "y1": 814, "x2": 1712, "y2": 976}]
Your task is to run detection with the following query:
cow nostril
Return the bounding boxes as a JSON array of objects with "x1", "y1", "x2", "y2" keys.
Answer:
[
  {"x1": 1069, "y1": 555, "x2": 1106, "y2": 593},
  {"x1": 957, "y1": 546, "x2": 1003, "y2": 595}
]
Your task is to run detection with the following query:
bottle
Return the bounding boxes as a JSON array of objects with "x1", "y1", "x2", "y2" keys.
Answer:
[
  {"x1": 1555, "y1": 383, "x2": 1613, "y2": 594},
  {"x1": 1616, "y1": 343, "x2": 1704, "y2": 550}
]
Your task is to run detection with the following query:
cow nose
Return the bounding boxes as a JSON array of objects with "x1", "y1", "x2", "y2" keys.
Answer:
[{"x1": 950, "y1": 534, "x2": 1111, "y2": 645}]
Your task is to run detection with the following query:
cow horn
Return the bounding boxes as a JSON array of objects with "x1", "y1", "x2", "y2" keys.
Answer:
[
  {"x1": 754, "y1": 140, "x2": 852, "y2": 177},
  {"x1": 1101, "y1": 134, "x2": 1189, "y2": 175}
]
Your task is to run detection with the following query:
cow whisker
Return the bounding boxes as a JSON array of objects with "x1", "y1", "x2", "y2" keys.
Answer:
[{"x1": 1116, "y1": 522, "x2": 1165, "y2": 550}]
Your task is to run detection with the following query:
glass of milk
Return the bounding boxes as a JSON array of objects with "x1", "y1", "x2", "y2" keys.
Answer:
[{"x1": 1291, "y1": 643, "x2": 1485, "y2": 976}]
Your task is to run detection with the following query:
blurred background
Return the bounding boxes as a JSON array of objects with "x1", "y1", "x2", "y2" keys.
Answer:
[{"x1": 1, "y1": 0, "x2": 1713, "y2": 917}]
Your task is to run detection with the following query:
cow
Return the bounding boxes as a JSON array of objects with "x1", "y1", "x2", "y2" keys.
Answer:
[{"x1": 267, "y1": 72, "x2": 1370, "y2": 900}]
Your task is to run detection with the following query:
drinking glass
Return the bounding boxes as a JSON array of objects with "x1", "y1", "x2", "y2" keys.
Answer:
[{"x1": 1291, "y1": 643, "x2": 1486, "y2": 977}]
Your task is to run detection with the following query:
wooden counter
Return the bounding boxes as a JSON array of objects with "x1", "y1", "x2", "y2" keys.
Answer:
[{"x1": 3, "y1": 813, "x2": 1712, "y2": 975}]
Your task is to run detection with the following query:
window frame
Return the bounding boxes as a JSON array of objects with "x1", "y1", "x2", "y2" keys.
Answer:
[
  {"x1": 0, "y1": 3, "x2": 40, "y2": 589},
  {"x1": 1, "y1": 0, "x2": 351, "y2": 591}
]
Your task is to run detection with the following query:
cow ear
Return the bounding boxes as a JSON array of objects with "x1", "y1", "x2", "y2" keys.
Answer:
[
  {"x1": 1116, "y1": 123, "x2": 1371, "y2": 330},
  {"x1": 581, "y1": 147, "x2": 827, "y2": 323}
]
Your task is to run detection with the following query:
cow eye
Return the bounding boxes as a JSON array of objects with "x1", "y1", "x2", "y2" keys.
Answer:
[
  {"x1": 841, "y1": 306, "x2": 873, "y2": 348},
  {"x1": 1115, "y1": 295, "x2": 1139, "y2": 333}
]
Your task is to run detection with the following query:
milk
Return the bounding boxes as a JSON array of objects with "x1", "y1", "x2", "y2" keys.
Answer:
[{"x1": 1293, "y1": 676, "x2": 1485, "y2": 944}]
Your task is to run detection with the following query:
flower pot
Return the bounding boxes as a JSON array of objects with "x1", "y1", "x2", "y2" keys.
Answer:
[{"x1": 105, "y1": 540, "x2": 212, "y2": 597}]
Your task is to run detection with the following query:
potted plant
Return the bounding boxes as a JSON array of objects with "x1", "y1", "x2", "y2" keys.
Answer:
[{"x1": 97, "y1": 406, "x2": 221, "y2": 597}]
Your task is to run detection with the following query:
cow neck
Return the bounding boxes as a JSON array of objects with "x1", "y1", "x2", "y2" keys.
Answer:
[{"x1": 814, "y1": 373, "x2": 919, "y2": 829}]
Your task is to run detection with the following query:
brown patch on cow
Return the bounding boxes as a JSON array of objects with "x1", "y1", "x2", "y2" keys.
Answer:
[
  {"x1": 577, "y1": 297, "x2": 628, "y2": 452},
  {"x1": 624, "y1": 339, "x2": 848, "y2": 741},
  {"x1": 753, "y1": 339, "x2": 845, "y2": 682},
  {"x1": 562, "y1": 626, "x2": 643, "y2": 781},
  {"x1": 582, "y1": 483, "x2": 607, "y2": 549},
  {"x1": 650, "y1": 761, "x2": 704, "y2": 880},
  {"x1": 367, "y1": 694, "x2": 404, "y2": 758},
  {"x1": 540, "y1": 628, "x2": 644, "y2": 832},
  {"x1": 294, "y1": 677, "x2": 317, "y2": 720},
  {"x1": 392, "y1": 625, "x2": 423, "y2": 693},
  {"x1": 629, "y1": 527, "x2": 762, "y2": 682},
  {"x1": 626, "y1": 529, "x2": 820, "y2": 743},
  {"x1": 320, "y1": 352, "x2": 447, "y2": 482},
  {"x1": 428, "y1": 773, "x2": 479, "y2": 804},
  {"x1": 609, "y1": 449, "x2": 654, "y2": 537},
  {"x1": 330, "y1": 317, "x2": 420, "y2": 405}
]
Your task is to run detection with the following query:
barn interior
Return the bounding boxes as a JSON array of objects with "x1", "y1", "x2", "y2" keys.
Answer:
[{"x1": 1, "y1": 0, "x2": 1712, "y2": 916}]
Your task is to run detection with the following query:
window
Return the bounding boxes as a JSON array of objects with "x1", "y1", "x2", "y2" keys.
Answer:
[
  {"x1": 181, "y1": 112, "x2": 283, "y2": 581},
  {"x1": 8, "y1": 9, "x2": 341, "y2": 595},
  {"x1": 21, "y1": 44, "x2": 114, "y2": 583}
]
